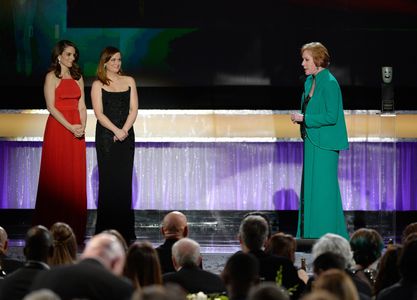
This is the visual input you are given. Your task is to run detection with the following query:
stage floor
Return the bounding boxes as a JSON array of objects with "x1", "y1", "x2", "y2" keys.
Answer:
[{"x1": 2, "y1": 209, "x2": 416, "y2": 243}]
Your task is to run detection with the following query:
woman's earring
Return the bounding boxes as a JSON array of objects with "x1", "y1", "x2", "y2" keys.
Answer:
[
  {"x1": 104, "y1": 63, "x2": 106, "y2": 69},
  {"x1": 58, "y1": 58, "x2": 61, "y2": 64}
]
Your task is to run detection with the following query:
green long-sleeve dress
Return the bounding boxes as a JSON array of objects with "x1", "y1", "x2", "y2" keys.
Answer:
[{"x1": 297, "y1": 68, "x2": 349, "y2": 239}]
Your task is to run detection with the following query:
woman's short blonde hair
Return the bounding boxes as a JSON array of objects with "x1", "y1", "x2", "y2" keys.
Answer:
[{"x1": 301, "y1": 42, "x2": 330, "y2": 68}]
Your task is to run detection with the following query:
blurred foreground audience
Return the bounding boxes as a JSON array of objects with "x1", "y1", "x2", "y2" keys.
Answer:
[
  {"x1": 29, "y1": 233, "x2": 134, "y2": 300},
  {"x1": 0, "y1": 225, "x2": 52, "y2": 300}
]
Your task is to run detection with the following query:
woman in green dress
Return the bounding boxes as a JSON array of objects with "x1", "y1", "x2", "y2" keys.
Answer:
[{"x1": 290, "y1": 42, "x2": 349, "y2": 239}]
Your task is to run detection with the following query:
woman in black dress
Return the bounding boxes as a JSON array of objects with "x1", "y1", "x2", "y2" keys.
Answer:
[{"x1": 91, "y1": 46, "x2": 138, "y2": 244}]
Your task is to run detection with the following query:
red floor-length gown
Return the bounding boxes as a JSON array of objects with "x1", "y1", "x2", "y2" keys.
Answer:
[{"x1": 33, "y1": 78, "x2": 87, "y2": 245}]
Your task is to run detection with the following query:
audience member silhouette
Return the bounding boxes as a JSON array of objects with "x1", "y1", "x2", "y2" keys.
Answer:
[
  {"x1": 247, "y1": 281, "x2": 290, "y2": 300},
  {"x1": 243, "y1": 211, "x2": 273, "y2": 247},
  {"x1": 313, "y1": 269, "x2": 360, "y2": 300},
  {"x1": 373, "y1": 244, "x2": 403, "y2": 297},
  {"x1": 267, "y1": 232, "x2": 296, "y2": 261},
  {"x1": 131, "y1": 283, "x2": 187, "y2": 300},
  {"x1": 0, "y1": 225, "x2": 53, "y2": 300},
  {"x1": 29, "y1": 233, "x2": 134, "y2": 300},
  {"x1": 48, "y1": 222, "x2": 78, "y2": 266},
  {"x1": 221, "y1": 251, "x2": 260, "y2": 300},
  {"x1": 401, "y1": 221, "x2": 417, "y2": 244},
  {"x1": 349, "y1": 228, "x2": 384, "y2": 291},
  {"x1": 23, "y1": 288, "x2": 61, "y2": 300},
  {"x1": 376, "y1": 233, "x2": 417, "y2": 300},
  {"x1": 300, "y1": 290, "x2": 339, "y2": 300},
  {"x1": 311, "y1": 233, "x2": 354, "y2": 269},
  {"x1": 312, "y1": 252, "x2": 346, "y2": 275},
  {"x1": 156, "y1": 211, "x2": 189, "y2": 274},
  {"x1": 0, "y1": 225, "x2": 23, "y2": 277},
  {"x1": 124, "y1": 240, "x2": 163, "y2": 289},
  {"x1": 103, "y1": 229, "x2": 129, "y2": 253},
  {"x1": 309, "y1": 252, "x2": 371, "y2": 300},
  {"x1": 304, "y1": 252, "x2": 340, "y2": 292},
  {"x1": 267, "y1": 232, "x2": 309, "y2": 284},
  {"x1": 238, "y1": 215, "x2": 305, "y2": 299},
  {"x1": 163, "y1": 237, "x2": 226, "y2": 294},
  {"x1": 311, "y1": 233, "x2": 372, "y2": 299}
]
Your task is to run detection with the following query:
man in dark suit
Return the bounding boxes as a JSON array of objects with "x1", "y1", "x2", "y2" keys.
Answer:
[
  {"x1": 29, "y1": 233, "x2": 134, "y2": 300},
  {"x1": 238, "y1": 215, "x2": 306, "y2": 299},
  {"x1": 0, "y1": 225, "x2": 52, "y2": 300},
  {"x1": 156, "y1": 211, "x2": 189, "y2": 274},
  {"x1": 163, "y1": 237, "x2": 226, "y2": 294},
  {"x1": 0, "y1": 225, "x2": 24, "y2": 277}
]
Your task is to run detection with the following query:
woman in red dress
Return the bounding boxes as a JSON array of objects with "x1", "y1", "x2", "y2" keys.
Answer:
[{"x1": 33, "y1": 40, "x2": 87, "y2": 245}]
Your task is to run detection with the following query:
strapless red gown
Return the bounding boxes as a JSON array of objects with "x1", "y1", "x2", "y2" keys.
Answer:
[{"x1": 33, "y1": 79, "x2": 87, "y2": 245}]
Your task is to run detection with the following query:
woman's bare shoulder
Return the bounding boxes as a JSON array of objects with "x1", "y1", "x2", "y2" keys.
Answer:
[
  {"x1": 44, "y1": 71, "x2": 60, "y2": 87},
  {"x1": 45, "y1": 71, "x2": 58, "y2": 80},
  {"x1": 91, "y1": 79, "x2": 104, "y2": 89},
  {"x1": 122, "y1": 75, "x2": 136, "y2": 88}
]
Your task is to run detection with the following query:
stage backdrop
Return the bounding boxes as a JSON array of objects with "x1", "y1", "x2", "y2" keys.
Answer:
[{"x1": 1, "y1": 141, "x2": 415, "y2": 211}]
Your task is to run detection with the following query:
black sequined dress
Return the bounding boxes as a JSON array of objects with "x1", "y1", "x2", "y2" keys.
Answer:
[{"x1": 94, "y1": 87, "x2": 136, "y2": 243}]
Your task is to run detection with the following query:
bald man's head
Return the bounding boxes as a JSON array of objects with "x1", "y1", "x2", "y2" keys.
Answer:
[
  {"x1": 81, "y1": 233, "x2": 126, "y2": 276},
  {"x1": 0, "y1": 226, "x2": 8, "y2": 255},
  {"x1": 161, "y1": 211, "x2": 188, "y2": 239},
  {"x1": 172, "y1": 238, "x2": 201, "y2": 269}
]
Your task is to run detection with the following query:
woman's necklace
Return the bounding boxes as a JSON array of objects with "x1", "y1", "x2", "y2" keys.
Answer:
[{"x1": 61, "y1": 70, "x2": 71, "y2": 78}]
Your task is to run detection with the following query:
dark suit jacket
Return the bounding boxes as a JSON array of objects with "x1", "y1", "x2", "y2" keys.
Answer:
[
  {"x1": 350, "y1": 272, "x2": 373, "y2": 297},
  {"x1": 156, "y1": 238, "x2": 203, "y2": 274},
  {"x1": 156, "y1": 238, "x2": 178, "y2": 274},
  {"x1": 163, "y1": 265, "x2": 226, "y2": 294},
  {"x1": 0, "y1": 253, "x2": 24, "y2": 276},
  {"x1": 376, "y1": 280, "x2": 417, "y2": 300},
  {"x1": 29, "y1": 258, "x2": 134, "y2": 300},
  {"x1": 0, "y1": 260, "x2": 49, "y2": 300},
  {"x1": 248, "y1": 250, "x2": 306, "y2": 300}
]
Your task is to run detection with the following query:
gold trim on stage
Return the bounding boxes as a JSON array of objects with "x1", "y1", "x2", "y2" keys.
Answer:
[{"x1": 0, "y1": 109, "x2": 416, "y2": 142}]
